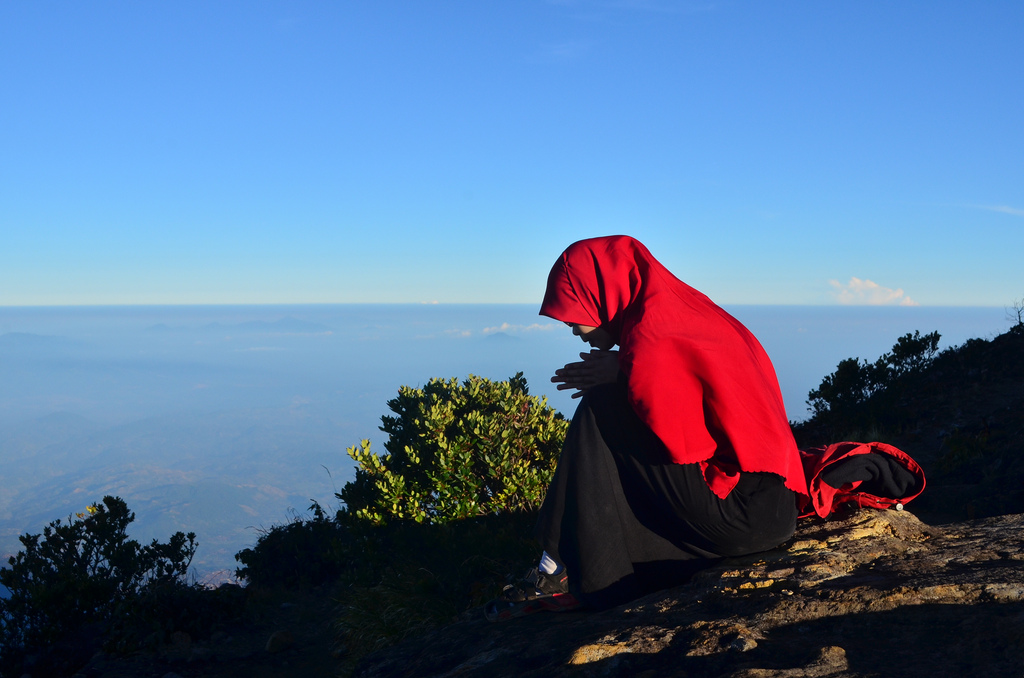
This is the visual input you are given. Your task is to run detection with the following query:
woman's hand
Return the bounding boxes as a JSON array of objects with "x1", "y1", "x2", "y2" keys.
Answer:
[{"x1": 551, "y1": 349, "x2": 620, "y2": 398}]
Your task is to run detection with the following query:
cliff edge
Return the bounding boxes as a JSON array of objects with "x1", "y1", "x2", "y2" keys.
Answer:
[{"x1": 354, "y1": 508, "x2": 1024, "y2": 678}]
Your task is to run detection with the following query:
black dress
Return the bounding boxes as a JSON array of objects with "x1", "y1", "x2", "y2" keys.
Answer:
[{"x1": 536, "y1": 381, "x2": 798, "y2": 608}]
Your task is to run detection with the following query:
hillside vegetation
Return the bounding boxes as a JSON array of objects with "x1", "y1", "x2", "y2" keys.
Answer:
[
  {"x1": 793, "y1": 322, "x2": 1024, "y2": 522},
  {"x1": 1, "y1": 373, "x2": 566, "y2": 677}
]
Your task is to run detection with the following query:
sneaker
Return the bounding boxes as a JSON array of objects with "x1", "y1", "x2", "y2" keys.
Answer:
[{"x1": 484, "y1": 568, "x2": 582, "y2": 622}]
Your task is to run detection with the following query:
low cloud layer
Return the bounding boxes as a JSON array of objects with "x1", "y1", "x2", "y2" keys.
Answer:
[
  {"x1": 440, "y1": 322, "x2": 559, "y2": 338},
  {"x1": 482, "y1": 322, "x2": 558, "y2": 335},
  {"x1": 829, "y1": 277, "x2": 919, "y2": 306}
]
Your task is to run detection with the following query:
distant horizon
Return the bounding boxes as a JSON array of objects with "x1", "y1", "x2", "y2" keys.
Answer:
[{"x1": 0, "y1": 302, "x2": 1013, "y2": 309}]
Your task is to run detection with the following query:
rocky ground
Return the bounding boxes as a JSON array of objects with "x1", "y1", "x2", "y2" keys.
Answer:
[{"x1": 353, "y1": 508, "x2": 1024, "y2": 678}]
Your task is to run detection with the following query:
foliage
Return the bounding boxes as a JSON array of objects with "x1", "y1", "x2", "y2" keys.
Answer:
[
  {"x1": 234, "y1": 501, "x2": 540, "y2": 667},
  {"x1": 338, "y1": 372, "x2": 568, "y2": 525},
  {"x1": 806, "y1": 330, "x2": 940, "y2": 423},
  {"x1": 794, "y1": 322, "x2": 1024, "y2": 523},
  {"x1": 235, "y1": 372, "x2": 568, "y2": 664},
  {"x1": 234, "y1": 502, "x2": 355, "y2": 588},
  {"x1": 103, "y1": 576, "x2": 246, "y2": 658},
  {"x1": 805, "y1": 356, "x2": 876, "y2": 419},
  {"x1": 332, "y1": 511, "x2": 539, "y2": 660},
  {"x1": 0, "y1": 496, "x2": 199, "y2": 673}
]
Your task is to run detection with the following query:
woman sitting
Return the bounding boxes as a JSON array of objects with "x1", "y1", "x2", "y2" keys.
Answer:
[{"x1": 487, "y1": 235, "x2": 807, "y2": 620}]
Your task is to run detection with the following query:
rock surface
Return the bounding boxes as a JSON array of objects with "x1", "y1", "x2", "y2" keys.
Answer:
[{"x1": 353, "y1": 509, "x2": 1024, "y2": 678}]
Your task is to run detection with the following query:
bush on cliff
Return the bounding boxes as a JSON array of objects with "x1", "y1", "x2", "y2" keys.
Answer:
[
  {"x1": 794, "y1": 323, "x2": 1024, "y2": 521},
  {"x1": 237, "y1": 373, "x2": 567, "y2": 585},
  {"x1": 339, "y1": 372, "x2": 568, "y2": 525},
  {"x1": 801, "y1": 330, "x2": 940, "y2": 437},
  {"x1": 234, "y1": 501, "x2": 356, "y2": 588},
  {"x1": 0, "y1": 496, "x2": 200, "y2": 674},
  {"x1": 235, "y1": 373, "x2": 569, "y2": 662}
]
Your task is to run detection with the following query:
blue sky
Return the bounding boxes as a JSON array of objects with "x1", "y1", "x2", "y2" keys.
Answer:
[{"x1": 2, "y1": 1, "x2": 1021, "y2": 307}]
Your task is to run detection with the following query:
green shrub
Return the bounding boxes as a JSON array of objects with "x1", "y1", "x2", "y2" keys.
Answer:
[
  {"x1": 806, "y1": 356, "x2": 877, "y2": 419},
  {"x1": 234, "y1": 502, "x2": 356, "y2": 588},
  {"x1": 885, "y1": 330, "x2": 941, "y2": 376},
  {"x1": 338, "y1": 372, "x2": 568, "y2": 525},
  {"x1": 807, "y1": 330, "x2": 940, "y2": 421},
  {"x1": 332, "y1": 511, "x2": 541, "y2": 659},
  {"x1": 234, "y1": 373, "x2": 568, "y2": 663},
  {"x1": 0, "y1": 496, "x2": 197, "y2": 670}
]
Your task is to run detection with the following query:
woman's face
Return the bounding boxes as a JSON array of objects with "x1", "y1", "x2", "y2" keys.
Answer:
[{"x1": 570, "y1": 324, "x2": 616, "y2": 351}]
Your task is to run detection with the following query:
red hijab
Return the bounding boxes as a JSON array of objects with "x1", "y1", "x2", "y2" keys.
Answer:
[{"x1": 540, "y1": 236, "x2": 807, "y2": 499}]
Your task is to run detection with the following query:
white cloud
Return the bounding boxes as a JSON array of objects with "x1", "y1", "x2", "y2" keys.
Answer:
[
  {"x1": 979, "y1": 205, "x2": 1024, "y2": 217},
  {"x1": 440, "y1": 322, "x2": 559, "y2": 338},
  {"x1": 828, "y1": 277, "x2": 919, "y2": 306},
  {"x1": 482, "y1": 322, "x2": 559, "y2": 335}
]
